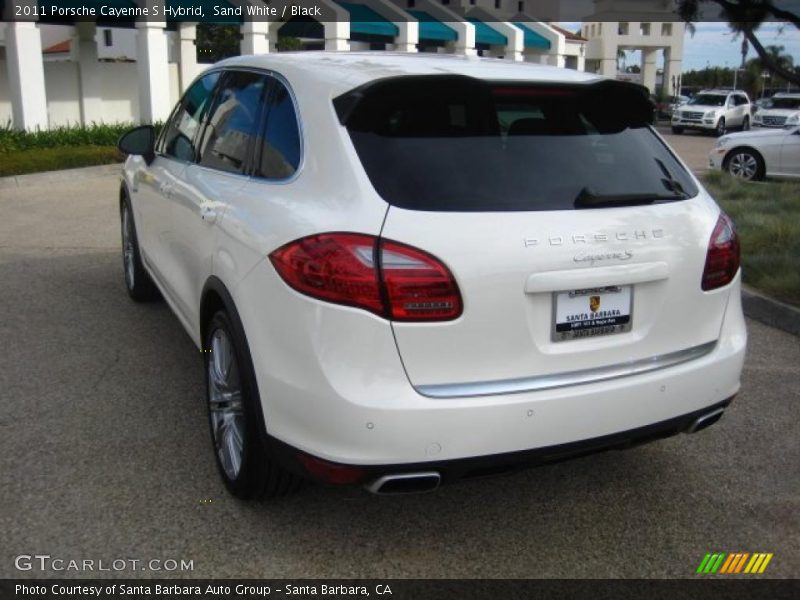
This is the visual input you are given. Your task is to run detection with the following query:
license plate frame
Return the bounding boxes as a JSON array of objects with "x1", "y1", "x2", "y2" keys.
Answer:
[{"x1": 552, "y1": 285, "x2": 633, "y2": 342}]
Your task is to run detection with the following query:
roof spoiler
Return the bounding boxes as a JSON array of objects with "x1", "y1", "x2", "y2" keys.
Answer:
[{"x1": 332, "y1": 75, "x2": 654, "y2": 128}]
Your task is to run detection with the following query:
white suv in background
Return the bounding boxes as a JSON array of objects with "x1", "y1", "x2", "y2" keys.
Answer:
[
  {"x1": 753, "y1": 92, "x2": 800, "y2": 128},
  {"x1": 672, "y1": 89, "x2": 752, "y2": 136},
  {"x1": 117, "y1": 54, "x2": 746, "y2": 498}
]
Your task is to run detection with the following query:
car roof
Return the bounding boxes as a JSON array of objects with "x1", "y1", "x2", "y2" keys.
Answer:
[
  {"x1": 699, "y1": 89, "x2": 745, "y2": 95},
  {"x1": 773, "y1": 92, "x2": 800, "y2": 97},
  {"x1": 213, "y1": 51, "x2": 605, "y2": 96}
]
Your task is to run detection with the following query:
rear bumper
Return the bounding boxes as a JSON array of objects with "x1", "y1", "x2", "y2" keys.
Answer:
[
  {"x1": 239, "y1": 265, "x2": 747, "y2": 470},
  {"x1": 269, "y1": 397, "x2": 734, "y2": 488}
]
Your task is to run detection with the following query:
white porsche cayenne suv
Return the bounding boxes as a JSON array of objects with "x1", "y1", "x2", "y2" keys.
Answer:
[{"x1": 117, "y1": 53, "x2": 746, "y2": 498}]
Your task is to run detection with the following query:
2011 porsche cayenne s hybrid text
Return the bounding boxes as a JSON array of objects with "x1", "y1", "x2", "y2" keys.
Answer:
[{"x1": 117, "y1": 53, "x2": 746, "y2": 498}]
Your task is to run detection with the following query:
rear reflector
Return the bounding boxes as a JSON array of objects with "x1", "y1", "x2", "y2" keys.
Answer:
[
  {"x1": 702, "y1": 212, "x2": 740, "y2": 291},
  {"x1": 269, "y1": 233, "x2": 462, "y2": 321},
  {"x1": 296, "y1": 452, "x2": 367, "y2": 485}
]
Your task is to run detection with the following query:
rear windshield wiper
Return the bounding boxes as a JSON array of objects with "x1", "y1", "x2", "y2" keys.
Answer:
[{"x1": 574, "y1": 187, "x2": 688, "y2": 209}]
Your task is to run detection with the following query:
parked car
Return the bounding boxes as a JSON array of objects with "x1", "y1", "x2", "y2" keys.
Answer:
[
  {"x1": 666, "y1": 95, "x2": 690, "y2": 118},
  {"x1": 117, "y1": 53, "x2": 746, "y2": 498},
  {"x1": 671, "y1": 89, "x2": 751, "y2": 136},
  {"x1": 752, "y1": 92, "x2": 800, "y2": 128},
  {"x1": 709, "y1": 126, "x2": 800, "y2": 180}
]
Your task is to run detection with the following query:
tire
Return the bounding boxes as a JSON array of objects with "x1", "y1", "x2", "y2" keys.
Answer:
[
  {"x1": 204, "y1": 309, "x2": 301, "y2": 499},
  {"x1": 724, "y1": 148, "x2": 765, "y2": 181},
  {"x1": 120, "y1": 195, "x2": 160, "y2": 302},
  {"x1": 715, "y1": 118, "x2": 726, "y2": 137},
  {"x1": 671, "y1": 126, "x2": 684, "y2": 134},
  {"x1": 741, "y1": 116, "x2": 750, "y2": 131}
]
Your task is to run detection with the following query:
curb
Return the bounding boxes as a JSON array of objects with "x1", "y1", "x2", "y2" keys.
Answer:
[
  {"x1": 0, "y1": 163, "x2": 122, "y2": 189},
  {"x1": 742, "y1": 287, "x2": 800, "y2": 337}
]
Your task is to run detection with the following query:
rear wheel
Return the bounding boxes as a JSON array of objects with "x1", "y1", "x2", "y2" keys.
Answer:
[
  {"x1": 725, "y1": 148, "x2": 764, "y2": 181},
  {"x1": 120, "y1": 197, "x2": 160, "y2": 302},
  {"x1": 205, "y1": 310, "x2": 301, "y2": 499},
  {"x1": 741, "y1": 116, "x2": 750, "y2": 131}
]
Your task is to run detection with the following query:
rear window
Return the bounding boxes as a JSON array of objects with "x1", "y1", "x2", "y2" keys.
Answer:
[{"x1": 337, "y1": 76, "x2": 697, "y2": 212}]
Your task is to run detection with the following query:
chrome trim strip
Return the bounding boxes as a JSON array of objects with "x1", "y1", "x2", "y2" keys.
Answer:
[{"x1": 415, "y1": 341, "x2": 718, "y2": 399}]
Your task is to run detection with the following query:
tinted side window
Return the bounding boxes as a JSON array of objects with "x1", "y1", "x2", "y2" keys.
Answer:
[
  {"x1": 255, "y1": 78, "x2": 301, "y2": 180},
  {"x1": 735, "y1": 94, "x2": 749, "y2": 106},
  {"x1": 161, "y1": 72, "x2": 220, "y2": 162},
  {"x1": 198, "y1": 71, "x2": 268, "y2": 174}
]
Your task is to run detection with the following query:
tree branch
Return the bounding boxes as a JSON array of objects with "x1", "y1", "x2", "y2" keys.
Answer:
[{"x1": 740, "y1": 24, "x2": 800, "y2": 85}]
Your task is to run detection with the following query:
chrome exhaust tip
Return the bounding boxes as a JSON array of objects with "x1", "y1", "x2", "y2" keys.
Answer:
[
  {"x1": 686, "y1": 407, "x2": 726, "y2": 434},
  {"x1": 366, "y1": 472, "x2": 441, "y2": 495}
]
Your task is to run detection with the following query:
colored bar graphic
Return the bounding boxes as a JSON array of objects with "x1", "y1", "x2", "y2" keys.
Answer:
[
  {"x1": 719, "y1": 554, "x2": 736, "y2": 574},
  {"x1": 697, "y1": 554, "x2": 712, "y2": 573},
  {"x1": 734, "y1": 553, "x2": 750, "y2": 573},
  {"x1": 698, "y1": 552, "x2": 773, "y2": 575},
  {"x1": 758, "y1": 554, "x2": 773, "y2": 573},
  {"x1": 710, "y1": 553, "x2": 726, "y2": 573}
]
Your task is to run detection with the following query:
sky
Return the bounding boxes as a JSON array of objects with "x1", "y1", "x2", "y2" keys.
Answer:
[
  {"x1": 558, "y1": 22, "x2": 800, "y2": 72},
  {"x1": 681, "y1": 22, "x2": 800, "y2": 71}
]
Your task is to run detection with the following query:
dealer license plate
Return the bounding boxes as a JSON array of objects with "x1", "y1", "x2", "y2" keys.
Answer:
[{"x1": 553, "y1": 286, "x2": 633, "y2": 341}]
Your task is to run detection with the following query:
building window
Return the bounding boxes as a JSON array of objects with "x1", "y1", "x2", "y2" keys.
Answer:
[
  {"x1": 408, "y1": 0, "x2": 414, "y2": 7},
  {"x1": 590, "y1": 24, "x2": 595, "y2": 36},
  {"x1": 597, "y1": 23, "x2": 602, "y2": 35},
  {"x1": 640, "y1": 23, "x2": 651, "y2": 36},
  {"x1": 518, "y1": 1, "x2": 523, "y2": 11},
  {"x1": 495, "y1": 0, "x2": 501, "y2": 9},
  {"x1": 618, "y1": 22, "x2": 629, "y2": 35},
  {"x1": 661, "y1": 23, "x2": 672, "y2": 36},
  {"x1": 103, "y1": 29, "x2": 113, "y2": 47}
]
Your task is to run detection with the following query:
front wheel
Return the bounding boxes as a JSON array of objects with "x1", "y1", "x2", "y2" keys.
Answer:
[
  {"x1": 671, "y1": 126, "x2": 684, "y2": 134},
  {"x1": 725, "y1": 149, "x2": 764, "y2": 181},
  {"x1": 205, "y1": 310, "x2": 301, "y2": 499},
  {"x1": 715, "y1": 118, "x2": 727, "y2": 137}
]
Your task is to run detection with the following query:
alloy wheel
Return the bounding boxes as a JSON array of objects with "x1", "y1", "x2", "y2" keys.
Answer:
[
  {"x1": 728, "y1": 152, "x2": 758, "y2": 180},
  {"x1": 208, "y1": 328, "x2": 245, "y2": 480}
]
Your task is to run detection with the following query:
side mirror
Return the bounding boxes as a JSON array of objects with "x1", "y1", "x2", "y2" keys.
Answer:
[{"x1": 118, "y1": 125, "x2": 156, "y2": 164}]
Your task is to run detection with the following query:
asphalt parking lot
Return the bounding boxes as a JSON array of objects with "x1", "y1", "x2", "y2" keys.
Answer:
[{"x1": 1, "y1": 154, "x2": 798, "y2": 579}]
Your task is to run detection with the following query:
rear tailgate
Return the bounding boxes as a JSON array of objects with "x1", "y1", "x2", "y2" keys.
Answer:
[{"x1": 384, "y1": 197, "x2": 728, "y2": 390}]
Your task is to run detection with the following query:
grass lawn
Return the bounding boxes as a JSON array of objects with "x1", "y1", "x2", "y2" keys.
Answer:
[
  {"x1": 703, "y1": 171, "x2": 800, "y2": 306},
  {"x1": 0, "y1": 146, "x2": 122, "y2": 177}
]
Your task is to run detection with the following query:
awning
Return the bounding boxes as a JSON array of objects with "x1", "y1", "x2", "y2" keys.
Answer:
[
  {"x1": 467, "y1": 18, "x2": 506, "y2": 46},
  {"x1": 513, "y1": 22, "x2": 551, "y2": 49},
  {"x1": 337, "y1": 2, "x2": 399, "y2": 38},
  {"x1": 408, "y1": 9, "x2": 457, "y2": 43}
]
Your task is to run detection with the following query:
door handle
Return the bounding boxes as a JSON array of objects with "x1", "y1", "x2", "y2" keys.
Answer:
[{"x1": 200, "y1": 206, "x2": 218, "y2": 223}]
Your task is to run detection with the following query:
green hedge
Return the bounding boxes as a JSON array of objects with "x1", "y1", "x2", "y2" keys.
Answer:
[
  {"x1": 0, "y1": 146, "x2": 124, "y2": 177},
  {"x1": 0, "y1": 122, "x2": 164, "y2": 153},
  {"x1": 703, "y1": 171, "x2": 800, "y2": 306}
]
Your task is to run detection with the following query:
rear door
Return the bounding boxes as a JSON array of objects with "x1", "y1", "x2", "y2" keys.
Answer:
[{"x1": 343, "y1": 77, "x2": 730, "y2": 389}]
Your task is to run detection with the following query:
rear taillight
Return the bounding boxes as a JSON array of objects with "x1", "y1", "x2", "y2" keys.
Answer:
[
  {"x1": 269, "y1": 233, "x2": 462, "y2": 322},
  {"x1": 702, "y1": 212, "x2": 741, "y2": 291}
]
